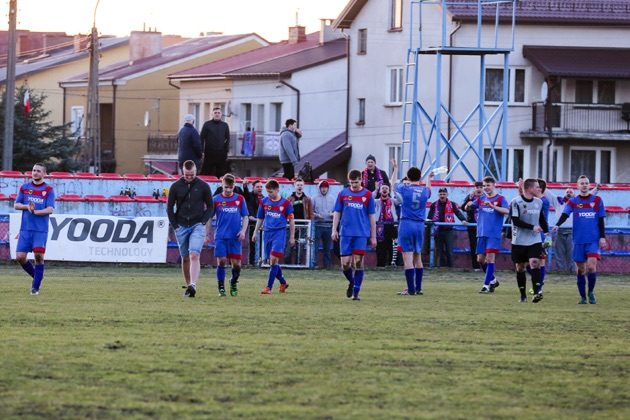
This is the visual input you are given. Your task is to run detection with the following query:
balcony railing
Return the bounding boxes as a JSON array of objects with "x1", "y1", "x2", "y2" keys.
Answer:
[
  {"x1": 531, "y1": 102, "x2": 630, "y2": 134},
  {"x1": 147, "y1": 131, "x2": 283, "y2": 158}
]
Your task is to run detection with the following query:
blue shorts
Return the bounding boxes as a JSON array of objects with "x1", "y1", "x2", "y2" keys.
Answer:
[
  {"x1": 175, "y1": 224, "x2": 205, "y2": 257},
  {"x1": 17, "y1": 230, "x2": 48, "y2": 253},
  {"x1": 573, "y1": 242, "x2": 600, "y2": 263},
  {"x1": 340, "y1": 236, "x2": 368, "y2": 256},
  {"x1": 214, "y1": 238, "x2": 242, "y2": 260},
  {"x1": 476, "y1": 236, "x2": 502, "y2": 255},
  {"x1": 264, "y1": 229, "x2": 286, "y2": 259},
  {"x1": 397, "y1": 220, "x2": 424, "y2": 253}
]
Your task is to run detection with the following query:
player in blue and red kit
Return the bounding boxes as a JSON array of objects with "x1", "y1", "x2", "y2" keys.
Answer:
[
  {"x1": 553, "y1": 175, "x2": 607, "y2": 304},
  {"x1": 212, "y1": 174, "x2": 249, "y2": 297},
  {"x1": 331, "y1": 169, "x2": 376, "y2": 300},
  {"x1": 14, "y1": 163, "x2": 55, "y2": 295},
  {"x1": 466, "y1": 176, "x2": 509, "y2": 294},
  {"x1": 390, "y1": 161, "x2": 433, "y2": 295},
  {"x1": 252, "y1": 180, "x2": 295, "y2": 294}
]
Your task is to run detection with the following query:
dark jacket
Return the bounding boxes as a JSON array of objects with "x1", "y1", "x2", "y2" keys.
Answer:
[
  {"x1": 177, "y1": 123, "x2": 202, "y2": 167},
  {"x1": 365, "y1": 168, "x2": 390, "y2": 193},
  {"x1": 242, "y1": 184, "x2": 263, "y2": 220},
  {"x1": 167, "y1": 177, "x2": 213, "y2": 228},
  {"x1": 427, "y1": 199, "x2": 466, "y2": 232},
  {"x1": 200, "y1": 119, "x2": 230, "y2": 156}
]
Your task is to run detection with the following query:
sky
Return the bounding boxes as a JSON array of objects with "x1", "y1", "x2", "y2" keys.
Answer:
[{"x1": 2, "y1": 0, "x2": 347, "y2": 41}]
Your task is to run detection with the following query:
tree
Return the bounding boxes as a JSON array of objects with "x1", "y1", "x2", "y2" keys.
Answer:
[{"x1": 0, "y1": 85, "x2": 81, "y2": 172}]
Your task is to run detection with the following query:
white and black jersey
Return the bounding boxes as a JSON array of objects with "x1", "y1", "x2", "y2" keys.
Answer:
[{"x1": 510, "y1": 195, "x2": 548, "y2": 246}]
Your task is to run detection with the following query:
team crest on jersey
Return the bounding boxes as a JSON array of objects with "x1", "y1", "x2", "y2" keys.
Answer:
[
  {"x1": 589, "y1": 202, "x2": 595, "y2": 208},
  {"x1": 361, "y1": 197, "x2": 366, "y2": 203},
  {"x1": 280, "y1": 206, "x2": 284, "y2": 212},
  {"x1": 42, "y1": 190, "x2": 47, "y2": 197},
  {"x1": 235, "y1": 200, "x2": 240, "y2": 206},
  {"x1": 28, "y1": 189, "x2": 33, "y2": 195},
  {"x1": 577, "y1": 204, "x2": 583, "y2": 208},
  {"x1": 221, "y1": 201, "x2": 226, "y2": 206}
]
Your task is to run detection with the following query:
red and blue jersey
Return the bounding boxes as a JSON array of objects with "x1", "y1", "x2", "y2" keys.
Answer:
[
  {"x1": 395, "y1": 183, "x2": 431, "y2": 222},
  {"x1": 212, "y1": 193, "x2": 248, "y2": 239},
  {"x1": 257, "y1": 197, "x2": 294, "y2": 231},
  {"x1": 334, "y1": 187, "x2": 375, "y2": 237},
  {"x1": 471, "y1": 194, "x2": 508, "y2": 239},
  {"x1": 562, "y1": 194, "x2": 605, "y2": 244},
  {"x1": 16, "y1": 181, "x2": 55, "y2": 233}
]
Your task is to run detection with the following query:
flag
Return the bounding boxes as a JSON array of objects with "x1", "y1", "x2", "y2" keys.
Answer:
[{"x1": 24, "y1": 89, "x2": 31, "y2": 113}]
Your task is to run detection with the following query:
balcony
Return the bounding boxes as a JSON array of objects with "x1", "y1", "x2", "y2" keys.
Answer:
[{"x1": 524, "y1": 102, "x2": 630, "y2": 141}]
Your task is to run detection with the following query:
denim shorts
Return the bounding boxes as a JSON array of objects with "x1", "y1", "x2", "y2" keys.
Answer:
[{"x1": 175, "y1": 223, "x2": 205, "y2": 257}]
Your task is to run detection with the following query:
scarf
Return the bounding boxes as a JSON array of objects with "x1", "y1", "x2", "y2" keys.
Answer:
[
  {"x1": 379, "y1": 196, "x2": 394, "y2": 223},
  {"x1": 362, "y1": 167, "x2": 383, "y2": 191},
  {"x1": 432, "y1": 199, "x2": 454, "y2": 233}
]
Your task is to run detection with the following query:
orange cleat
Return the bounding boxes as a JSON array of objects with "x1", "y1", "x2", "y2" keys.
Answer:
[
  {"x1": 279, "y1": 283, "x2": 289, "y2": 294},
  {"x1": 261, "y1": 287, "x2": 272, "y2": 295}
]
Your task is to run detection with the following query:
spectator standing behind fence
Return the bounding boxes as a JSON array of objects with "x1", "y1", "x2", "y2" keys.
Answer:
[
  {"x1": 286, "y1": 178, "x2": 313, "y2": 264},
  {"x1": 374, "y1": 184, "x2": 398, "y2": 267},
  {"x1": 313, "y1": 180, "x2": 335, "y2": 268},
  {"x1": 427, "y1": 188, "x2": 467, "y2": 268},
  {"x1": 177, "y1": 114, "x2": 202, "y2": 172},
  {"x1": 241, "y1": 127, "x2": 256, "y2": 156},
  {"x1": 243, "y1": 179, "x2": 265, "y2": 266},
  {"x1": 279, "y1": 118, "x2": 302, "y2": 180},
  {"x1": 167, "y1": 160, "x2": 213, "y2": 298},
  {"x1": 362, "y1": 154, "x2": 390, "y2": 192},
  {"x1": 200, "y1": 107, "x2": 230, "y2": 177},
  {"x1": 461, "y1": 181, "x2": 483, "y2": 271}
]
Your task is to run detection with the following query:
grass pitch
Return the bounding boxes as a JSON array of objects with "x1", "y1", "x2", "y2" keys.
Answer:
[{"x1": 1, "y1": 266, "x2": 629, "y2": 419}]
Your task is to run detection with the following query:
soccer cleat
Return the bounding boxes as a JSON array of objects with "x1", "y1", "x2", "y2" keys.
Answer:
[
  {"x1": 352, "y1": 295, "x2": 361, "y2": 301},
  {"x1": 532, "y1": 293, "x2": 544, "y2": 303},
  {"x1": 578, "y1": 297, "x2": 588, "y2": 304},
  {"x1": 261, "y1": 287, "x2": 272, "y2": 295},
  {"x1": 346, "y1": 282, "x2": 354, "y2": 298},
  {"x1": 489, "y1": 280, "x2": 500, "y2": 293},
  {"x1": 279, "y1": 283, "x2": 289, "y2": 294},
  {"x1": 588, "y1": 292, "x2": 597, "y2": 304},
  {"x1": 218, "y1": 288, "x2": 227, "y2": 297},
  {"x1": 229, "y1": 285, "x2": 238, "y2": 297},
  {"x1": 398, "y1": 289, "x2": 415, "y2": 296},
  {"x1": 183, "y1": 285, "x2": 196, "y2": 298},
  {"x1": 416, "y1": 290, "x2": 424, "y2": 295},
  {"x1": 30, "y1": 288, "x2": 39, "y2": 296},
  {"x1": 519, "y1": 297, "x2": 528, "y2": 303},
  {"x1": 479, "y1": 286, "x2": 491, "y2": 294}
]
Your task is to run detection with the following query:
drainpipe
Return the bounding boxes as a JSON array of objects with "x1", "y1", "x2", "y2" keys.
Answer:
[
  {"x1": 279, "y1": 79, "x2": 300, "y2": 123},
  {"x1": 447, "y1": 21, "x2": 462, "y2": 171},
  {"x1": 168, "y1": 79, "x2": 180, "y2": 90},
  {"x1": 340, "y1": 30, "x2": 350, "y2": 146},
  {"x1": 544, "y1": 77, "x2": 555, "y2": 181}
]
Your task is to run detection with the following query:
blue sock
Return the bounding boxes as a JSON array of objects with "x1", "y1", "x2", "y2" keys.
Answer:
[
  {"x1": 353, "y1": 270, "x2": 364, "y2": 297},
  {"x1": 267, "y1": 264, "x2": 279, "y2": 289},
  {"x1": 32, "y1": 264, "x2": 44, "y2": 291},
  {"x1": 587, "y1": 272, "x2": 597, "y2": 293},
  {"x1": 276, "y1": 265, "x2": 286, "y2": 285},
  {"x1": 343, "y1": 268, "x2": 354, "y2": 283},
  {"x1": 415, "y1": 268, "x2": 424, "y2": 292},
  {"x1": 404, "y1": 269, "x2": 415, "y2": 293},
  {"x1": 217, "y1": 266, "x2": 226, "y2": 289},
  {"x1": 540, "y1": 266, "x2": 546, "y2": 287},
  {"x1": 482, "y1": 263, "x2": 487, "y2": 273},
  {"x1": 483, "y1": 263, "x2": 495, "y2": 286},
  {"x1": 231, "y1": 267, "x2": 240, "y2": 286},
  {"x1": 20, "y1": 261, "x2": 35, "y2": 278},
  {"x1": 577, "y1": 274, "x2": 586, "y2": 298}
]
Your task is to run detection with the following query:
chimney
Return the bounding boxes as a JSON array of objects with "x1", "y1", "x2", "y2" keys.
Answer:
[
  {"x1": 288, "y1": 26, "x2": 306, "y2": 44},
  {"x1": 42, "y1": 34, "x2": 48, "y2": 55},
  {"x1": 74, "y1": 34, "x2": 89, "y2": 53},
  {"x1": 319, "y1": 19, "x2": 339, "y2": 44},
  {"x1": 129, "y1": 30, "x2": 162, "y2": 62},
  {"x1": 17, "y1": 34, "x2": 30, "y2": 57}
]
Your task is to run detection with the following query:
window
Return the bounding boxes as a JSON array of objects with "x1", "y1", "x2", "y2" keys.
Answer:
[
  {"x1": 70, "y1": 106, "x2": 84, "y2": 138},
  {"x1": 484, "y1": 68, "x2": 526, "y2": 104},
  {"x1": 387, "y1": 67, "x2": 404, "y2": 104},
  {"x1": 271, "y1": 103, "x2": 282, "y2": 131},
  {"x1": 483, "y1": 147, "x2": 526, "y2": 181},
  {"x1": 256, "y1": 104, "x2": 265, "y2": 132},
  {"x1": 242, "y1": 103, "x2": 252, "y2": 129},
  {"x1": 358, "y1": 29, "x2": 367, "y2": 54},
  {"x1": 570, "y1": 148, "x2": 613, "y2": 183},
  {"x1": 598, "y1": 80, "x2": 615, "y2": 104},
  {"x1": 357, "y1": 98, "x2": 366, "y2": 125},
  {"x1": 537, "y1": 147, "x2": 561, "y2": 182},
  {"x1": 575, "y1": 80, "x2": 593, "y2": 104},
  {"x1": 390, "y1": 0, "x2": 403, "y2": 30},
  {"x1": 188, "y1": 103, "x2": 200, "y2": 129},
  {"x1": 388, "y1": 145, "x2": 402, "y2": 178}
]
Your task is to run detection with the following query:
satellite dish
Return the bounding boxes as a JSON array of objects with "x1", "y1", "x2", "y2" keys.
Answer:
[
  {"x1": 540, "y1": 82, "x2": 548, "y2": 102},
  {"x1": 143, "y1": 111, "x2": 150, "y2": 127}
]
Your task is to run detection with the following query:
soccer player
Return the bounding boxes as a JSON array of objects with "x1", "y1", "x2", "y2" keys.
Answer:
[
  {"x1": 14, "y1": 162, "x2": 55, "y2": 295},
  {"x1": 553, "y1": 175, "x2": 607, "y2": 304},
  {"x1": 390, "y1": 161, "x2": 433, "y2": 295},
  {"x1": 331, "y1": 169, "x2": 376, "y2": 300},
  {"x1": 510, "y1": 179, "x2": 548, "y2": 303},
  {"x1": 252, "y1": 180, "x2": 295, "y2": 294},
  {"x1": 212, "y1": 174, "x2": 249, "y2": 297},
  {"x1": 466, "y1": 176, "x2": 509, "y2": 293}
]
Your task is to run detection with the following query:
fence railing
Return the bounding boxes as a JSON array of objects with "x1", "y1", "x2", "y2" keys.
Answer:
[
  {"x1": 147, "y1": 131, "x2": 282, "y2": 158},
  {"x1": 531, "y1": 102, "x2": 630, "y2": 133}
]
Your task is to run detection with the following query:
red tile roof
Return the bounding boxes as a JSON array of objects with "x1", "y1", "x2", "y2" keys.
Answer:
[
  {"x1": 170, "y1": 32, "x2": 346, "y2": 79},
  {"x1": 523, "y1": 45, "x2": 630, "y2": 79}
]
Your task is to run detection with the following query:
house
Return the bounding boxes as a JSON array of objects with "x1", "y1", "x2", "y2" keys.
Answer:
[
  {"x1": 60, "y1": 31, "x2": 268, "y2": 174},
  {"x1": 334, "y1": 0, "x2": 630, "y2": 183},
  {"x1": 165, "y1": 21, "x2": 349, "y2": 179}
]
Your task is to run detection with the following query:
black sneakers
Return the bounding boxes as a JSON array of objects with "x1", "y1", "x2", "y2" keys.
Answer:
[
  {"x1": 346, "y1": 282, "x2": 354, "y2": 298},
  {"x1": 183, "y1": 285, "x2": 196, "y2": 298}
]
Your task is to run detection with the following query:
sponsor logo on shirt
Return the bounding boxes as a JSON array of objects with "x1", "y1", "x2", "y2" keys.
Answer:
[{"x1": 347, "y1": 202, "x2": 365, "y2": 210}]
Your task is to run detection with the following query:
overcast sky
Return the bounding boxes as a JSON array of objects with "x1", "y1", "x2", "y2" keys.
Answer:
[{"x1": 2, "y1": 0, "x2": 346, "y2": 41}]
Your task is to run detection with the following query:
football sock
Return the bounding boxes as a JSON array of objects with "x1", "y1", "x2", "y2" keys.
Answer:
[
  {"x1": 404, "y1": 269, "x2": 415, "y2": 293},
  {"x1": 32, "y1": 264, "x2": 44, "y2": 291},
  {"x1": 516, "y1": 271, "x2": 527, "y2": 298},
  {"x1": 531, "y1": 268, "x2": 542, "y2": 294},
  {"x1": 352, "y1": 270, "x2": 364, "y2": 297},
  {"x1": 343, "y1": 268, "x2": 354, "y2": 283},
  {"x1": 483, "y1": 263, "x2": 495, "y2": 286},
  {"x1": 276, "y1": 265, "x2": 286, "y2": 285},
  {"x1": 482, "y1": 263, "x2": 487, "y2": 273},
  {"x1": 577, "y1": 274, "x2": 587, "y2": 298},
  {"x1": 587, "y1": 272, "x2": 597, "y2": 293},
  {"x1": 540, "y1": 266, "x2": 546, "y2": 287},
  {"x1": 414, "y1": 267, "x2": 424, "y2": 292},
  {"x1": 20, "y1": 261, "x2": 35, "y2": 278},
  {"x1": 267, "y1": 264, "x2": 279, "y2": 289},
  {"x1": 231, "y1": 267, "x2": 240, "y2": 286},
  {"x1": 217, "y1": 266, "x2": 226, "y2": 290}
]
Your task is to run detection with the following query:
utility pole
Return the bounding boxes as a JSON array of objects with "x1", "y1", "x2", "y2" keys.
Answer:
[
  {"x1": 2, "y1": 0, "x2": 17, "y2": 170},
  {"x1": 86, "y1": 0, "x2": 101, "y2": 173}
]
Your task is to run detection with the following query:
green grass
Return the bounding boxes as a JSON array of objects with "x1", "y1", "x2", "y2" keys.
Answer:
[{"x1": 1, "y1": 266, "x2": 629, "y2": 419}]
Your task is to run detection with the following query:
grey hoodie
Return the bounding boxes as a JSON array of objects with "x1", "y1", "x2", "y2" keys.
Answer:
[{"x1": 279, "y1": 127, "x2": 301, "y2": 164}]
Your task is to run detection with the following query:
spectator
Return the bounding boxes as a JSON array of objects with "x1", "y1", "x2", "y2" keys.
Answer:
[
  {"x1": 461, "y1": 181, "x2": 484, "y2": 271},
  {"x1": 374, "y1": 183, "x2": 397, "y2": 267},
  {"x1": 200, "y1": 107, "x2": 230, "y2": 177},
  {"x1": 242, "y1": 179, "x2": 265, "y2": 266},
  {"x1": 362, "y1": 154, "x2": 390, "y2": 193},
  {"x1": 286, "y1": 177, "x2": 313, "y2": 264},
  {"x1": 312, "y1": 180, "x2": 335, "y2": 268},
  {"x1": 428, "y1": 187, "x2": 467, "y2": 267},
  {"x1": 241, "y1": 126, "x2": 256, "y2": 156},
  {"x1": 279, "y1": 118, "x2": 302, "y2": 180},
  {"x1": 177, "y1": 114, "x2": 202, "y2": 172}
]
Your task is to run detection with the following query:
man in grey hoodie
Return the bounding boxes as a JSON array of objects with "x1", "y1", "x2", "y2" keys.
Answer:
[
  {"x1": 278, "y1": 118, "x2": 302, "y2": 180},
  {"x1": 313, "y1": 180, "x2": 335, "y2": 268}
]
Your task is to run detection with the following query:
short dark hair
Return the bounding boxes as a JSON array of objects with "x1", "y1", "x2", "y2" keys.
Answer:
[
  {"x1": 474, "y1": 181, "x2": 483, "y2": 187},
  {"x1": 213, "y1": 107, "x2": 221, "y2": 112},
  {"x1": 577, "y1": 174, "x2": 589, "y2": 182},
  {"x1": 407, "y1": 167, "x2": 421, "y2": 182},
  {"x1": 285, "y1": 118, "x2": 297, "y2": 127},
  {"x1": 294, "y1": 177, "x2": 304, "y2": 183},
  {"x1": 347, "y1": 169, "x2": 362, "y2": 181},
  {"x1": 183, "y1": 160, "x2": 196, "y2": 171},
  {"x1": 33, "y1": 162, "x2": 47, "y2": 173},
  {"x1": 438, "y1": 188, "x2": 448, "y2": 193},
  {"x1": 222, "y1": 173, "x2": 235, "y2": 186},
  {"x1": 523, "y1": 178, "x2": 539, "y2": 190},
  {"x1": 537, "y1": 178, "x2": 547, "y2": 192},
  {"x1": 253, "y1": 179, "x2": 264, "y2": 187},
  {"x1": 265, "y1": 179, "x2": 280, "y2": 190},
  {"x1": 482, "y1": 176, "x2": 496, "y2": 184}
]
